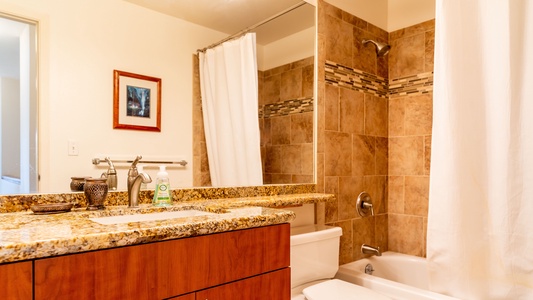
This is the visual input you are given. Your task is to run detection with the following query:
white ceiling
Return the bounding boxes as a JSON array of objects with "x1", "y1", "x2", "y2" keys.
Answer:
[{"x1": 123, "y1": 0, "x2": 315, "y2": 45}]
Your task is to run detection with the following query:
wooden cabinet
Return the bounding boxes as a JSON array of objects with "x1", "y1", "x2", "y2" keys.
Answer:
[
  {"x1": 0, "y1": 261, "x2": 32, "y2": 300},
  {"x1": 34, "y1": 224, "x2": 290, "y2": 300}
]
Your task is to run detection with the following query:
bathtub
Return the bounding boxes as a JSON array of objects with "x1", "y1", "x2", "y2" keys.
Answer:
[{"x1": 335, "y1": 252, "x2": 460, "y2": 300}]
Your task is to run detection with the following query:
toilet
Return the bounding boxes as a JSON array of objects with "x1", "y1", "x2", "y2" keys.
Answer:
[{"x1": 290, "y1": 225, "x2": 391, "y2": 300}]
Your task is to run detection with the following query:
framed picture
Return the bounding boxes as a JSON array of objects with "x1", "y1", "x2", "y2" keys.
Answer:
[{"x1": 113, "y1": 70, "x2": 161, "y2": 132}]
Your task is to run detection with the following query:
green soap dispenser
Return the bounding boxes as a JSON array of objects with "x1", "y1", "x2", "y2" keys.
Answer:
[{"x1": 153, "y1": 165, "x2": 172, "y2": 206}]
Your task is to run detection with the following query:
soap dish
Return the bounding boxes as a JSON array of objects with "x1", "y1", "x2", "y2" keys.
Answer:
[{"x1": 31, "y1": 203, "x2": 73, "y2": 214}]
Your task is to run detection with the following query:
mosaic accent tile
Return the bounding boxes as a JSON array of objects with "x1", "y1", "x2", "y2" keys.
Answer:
[
  {"x1": 389, "y1": 72, "x2": 434, "y2": 98},
  {"x1": 325, "y1": 60, "x2": 388, "y2": 98},
  {"x1": 260, "y1": 97, "x2": 314, "y2": 119},
  {"x1": 324, "y1": 60, "x2": 434, "y2": 98}
]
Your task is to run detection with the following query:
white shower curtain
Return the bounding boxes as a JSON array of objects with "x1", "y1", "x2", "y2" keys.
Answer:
[
  {"x1": 428, "y1": 0, "x2": 533, "y2": 299},
  {"x1": 198, "y1": 33, "x2": 263, "y2": 187}
]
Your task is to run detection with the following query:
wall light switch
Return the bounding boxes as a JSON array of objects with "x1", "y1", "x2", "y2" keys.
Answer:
[{"x1": 68, "y1": 140, "x2": 79, "y2": 156}]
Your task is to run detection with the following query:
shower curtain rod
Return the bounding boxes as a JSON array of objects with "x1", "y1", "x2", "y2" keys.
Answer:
[{"x1": 197, "y1": 1, "x2": 308, "y2": 53}]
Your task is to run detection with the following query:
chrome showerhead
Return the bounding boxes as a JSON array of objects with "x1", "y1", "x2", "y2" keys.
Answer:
[{"x1": 362, "y1": 39, "x2": 391, "y2": 57}]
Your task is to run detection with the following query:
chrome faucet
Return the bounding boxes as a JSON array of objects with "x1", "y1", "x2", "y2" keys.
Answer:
[
  {"x1": 361, "y1": 244, "x2": 382, "y2": 256},
  {"x1": 101, "y1": 157, "x2": 117, "y2": 190},
  {"x1": 127, "y1": 155, "x2": 152, "y2": 208}
]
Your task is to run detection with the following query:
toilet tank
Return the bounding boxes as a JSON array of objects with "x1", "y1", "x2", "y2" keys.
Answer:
[{"x1": 290, "y1": 225, "x2": 343, "y2": 289}]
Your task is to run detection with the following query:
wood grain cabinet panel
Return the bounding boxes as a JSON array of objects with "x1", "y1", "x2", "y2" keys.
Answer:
[
  {"x1": 34, "y1": 224, "x2": 290, "y2": 300},
  {"x1": 196, "y1": 268, "x2": 291, "y2": 300},
  {"x1": 0, "y1": 261, "x2": 32, "y2": 300},
  {"x1": 168, "y1": 292, "x2": 195, "y2": 300}
]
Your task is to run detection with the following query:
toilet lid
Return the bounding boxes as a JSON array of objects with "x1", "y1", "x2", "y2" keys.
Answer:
[{"x1": 302, "y1": 279, "x2": 392, "y2": 300}]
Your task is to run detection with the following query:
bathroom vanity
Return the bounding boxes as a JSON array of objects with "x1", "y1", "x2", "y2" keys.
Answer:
[{"x1": 0, "y1": 192, "x2": 333, "y2": 300}]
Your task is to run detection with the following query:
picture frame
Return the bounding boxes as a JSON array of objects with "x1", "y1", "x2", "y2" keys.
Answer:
[{"x1": 113, "y1": 70, "x2": 162, "y2": 132}]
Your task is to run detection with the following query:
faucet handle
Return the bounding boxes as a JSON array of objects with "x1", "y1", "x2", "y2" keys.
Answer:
[
  {"x1": 356, "y1": 191, "x2": 374, "y2": 217},
  {"x1": 128, "y1": 155, "x2": 142, "y2": 176}
]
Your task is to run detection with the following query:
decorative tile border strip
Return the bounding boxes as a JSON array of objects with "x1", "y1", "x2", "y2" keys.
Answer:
[
  {"x1": 325, "y1": 60, "x2": 388, "y2": 98},
  {"x1": 325, "y1": 60, "x2": 434, "y2": 98},
  {"x1": 389, "y1": 72, "x2": 434, "y2": 98},
  {"x1": 260, "y1": 97, "x2": 314, "y2": 119}
]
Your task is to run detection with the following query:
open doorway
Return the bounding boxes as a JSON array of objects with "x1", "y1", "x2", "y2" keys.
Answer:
[{"x1": 0, "y1": 13, "x2": 38, "y2": 194}]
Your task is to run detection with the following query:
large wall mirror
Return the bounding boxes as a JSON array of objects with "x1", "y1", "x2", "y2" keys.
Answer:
[{"x1": 0, "y1": 0, "x2": 316, "y2": 195}]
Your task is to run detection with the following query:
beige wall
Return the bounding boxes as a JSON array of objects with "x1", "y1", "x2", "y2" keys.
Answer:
[
  {"x1": 317, "y1": 0, "x2": 434, "y2": 262},
  {"x1": 0, "y1": 0, "x2": 227, "y2": 192}
]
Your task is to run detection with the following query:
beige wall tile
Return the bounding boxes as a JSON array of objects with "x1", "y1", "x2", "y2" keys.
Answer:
[
  {"x1": 281, "y1": 145, "x2": 302, "y2": 174},
  {"x1": 280, "y1": 68, "x2": 303, "y2": 100},
  {"x1": 338, "y1": 176, "x2": 364, "y2": 220},
  {"x1": 353, "y1": 217, "x2": 375, "y2": 260},
  {"x1": 271, "y1": 116, "x2": 291, "y2": 145},
  {"x1": 363, "y1": 175, "x2": 388, "y2": 215},
  {"x1": 425, "y1": 30, "x2": 435, "y2": 72},
  {"x1": 291, "y1": 112, "x2": 314, "y2": 144},
  {"x1": 340, "y1": 88, "x2": 365, "y2": 134},
  {"x1": 333, "y1": 220, "x2": 354, "y2": 264},
  {"x1": 291, "y1": 175, "x2": 314, "y2": 183},
  {"x1": 316, "y1": 153, "x2": 325, "y2": 193},
  {"x1": 389, "y1": 98, "x2": 405, "y2": 137},
  {"x1": 375, "y1": 214, "x2": 389, "y2": 252},
  {"x1": 325, "y1": 84, "x2": 339, "y2": 131},
  {"x1": 352, "y1": 134, "x2": 375, "y2": 176},
  {"x1": 317, "y1": 80, "x2": 326, "y2": 153},
  {"x1": 404, "y1": 176, "x2": 429, "y2": 217},
  {"x1": 262, "y1": 74, "x2": 281, "y2": 104},
  {"x1": 389, "y1": 136, "x2": 424, "y2": 175},
  {"x1": 389, "y1": 33, "x2": 425, "y2": 79},
  {"x1": 424, "y1": 135, "x2": 432, "y2": 175},
  {"x1": 353, "y1": 27, "x2": 378, "y2": 74},
  {"x1": 264, "y1": 146, "x2": 282, "y2": 174},
  {"x1": 365, "y1": 94, "x2": 388, "y2": 137},
  {"x1": 325, "y1": 131, "x2": 352, "y2": 176},
  {"x1": 388, "y1": 214, "x2": 424, "y2": 256},
  {"x1": 301, "y1": 143, "x2": 314, "y2": 175},
  {"x1": 324, "y1": 176, "x2": 339, "y2": 222},
  {"x1": 325, "y1": 14, "x2": 353, "y2": 67},
  {"x1": 271, "y1": 174, "x2": 292, "y2": 184},
  {"x1": 388, "y1": 176, "x2": 405, "y2": 214},
  {"x1": 376, "y1": 137, "x2": 388, "y2": 175},
  {"x1": 404, "y1": 94, "x2": 432, "y2": 135}
]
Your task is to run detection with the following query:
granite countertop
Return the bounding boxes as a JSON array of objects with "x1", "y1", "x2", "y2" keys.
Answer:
[{"x1": 0, "y1": 193, "x2": 333, "y2": 264}]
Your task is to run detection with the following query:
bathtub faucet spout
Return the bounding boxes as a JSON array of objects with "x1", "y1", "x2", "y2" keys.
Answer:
[{"x1": 361, "y1": 244, "x2": 382, "y2": 256}]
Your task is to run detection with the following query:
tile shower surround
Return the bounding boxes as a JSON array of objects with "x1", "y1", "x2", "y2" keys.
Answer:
[{"x1": 317, "y1": 0, "x2": 434, "y2": 262}]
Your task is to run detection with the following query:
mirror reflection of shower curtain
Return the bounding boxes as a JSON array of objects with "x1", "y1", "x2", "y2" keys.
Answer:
[
  {"x1": 428, "y1": 0, "x2": 533, "y2": 299},
  {"x1": 199, "y1": 33, "x2": 263, "y2": 187}
]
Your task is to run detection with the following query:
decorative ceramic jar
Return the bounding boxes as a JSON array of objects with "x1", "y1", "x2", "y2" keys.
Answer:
[
  {"x1": 84, "y1": 178, "x2": 108, "y2": 210},
  {"x1": 70, "y1": 177, "x2": 89, "y2": 192}
]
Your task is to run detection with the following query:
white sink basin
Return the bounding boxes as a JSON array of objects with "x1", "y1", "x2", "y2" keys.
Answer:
[{"x1": 89, "y1": 210, "x2": 216, "y2": 225}]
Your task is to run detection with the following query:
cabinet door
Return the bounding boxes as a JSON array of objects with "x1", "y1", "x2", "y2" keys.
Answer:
[
  {"x1": 0, "y1": 261, "x2": 33, "y2": 300},
  {"x1": 196, "y1": 268, "x2": 290, "y2": 300}
]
